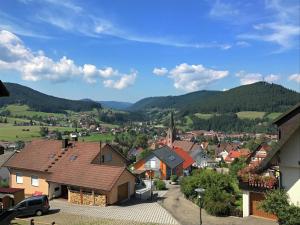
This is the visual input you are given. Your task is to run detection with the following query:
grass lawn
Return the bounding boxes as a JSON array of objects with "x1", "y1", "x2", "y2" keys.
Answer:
[
  {"x1": 0, "y1": 124, "x2": 76, "y2": 141},
  {"x1": 236, "y1": 111, "x2": 266, "y2": 120},
  {"x1": 194, "y1": 113, "x2": 214, "y2": 120},
  {"x1": 79, "y1": 133, "x2": 115, "y2": 142},
  {"x1": 265, "y1": 112, "x2": 282, "y2": 121},
  {"x1": 3, "y1": 104, "x2": 66, "y2": 119}
]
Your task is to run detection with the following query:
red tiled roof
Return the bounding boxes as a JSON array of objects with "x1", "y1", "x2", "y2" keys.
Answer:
[
  {"x1": 173, "y1": 147, "x2": 195, "y2": 169},
  {"x1": 5, "y1": 140, "x2": 134, "y2": 192},
  {"x1": 173, "y1": 140, "x2": 194, "y2": 152}
]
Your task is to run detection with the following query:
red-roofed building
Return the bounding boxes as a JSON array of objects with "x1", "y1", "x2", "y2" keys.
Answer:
[
  {"x1": 173, "y1": 147, "x2": 195, "y2": 174},
  {"x1": 225, "y1": 149, "x2": 250, "y2": 164}
]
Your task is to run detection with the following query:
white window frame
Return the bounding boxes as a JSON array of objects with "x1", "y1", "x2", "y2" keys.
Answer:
[
  {"x1": 16, "y1": 172, "x2": 23, "y2": 184},
  {"x1": 31, "y1": 175, "x2": 39, "y2": 187}
]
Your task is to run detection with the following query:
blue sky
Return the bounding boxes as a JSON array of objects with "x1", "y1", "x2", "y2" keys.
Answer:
[{"x1": 0, "y1": 0, "x2": 299, "y2": 102}]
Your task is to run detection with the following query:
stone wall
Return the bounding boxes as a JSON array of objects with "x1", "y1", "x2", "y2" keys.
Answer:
[{"x1": 69, "y1": 190, "x2": 106, "y2": 206}]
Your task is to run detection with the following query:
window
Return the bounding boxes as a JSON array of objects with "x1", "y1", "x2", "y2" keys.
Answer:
[
  {"x1": 17, "y1": 201, "x2": 26, "y2": 208},
  {"x1": 28, "y1": 199, "x2": 42, "y2": 206},
  {"x1": 31, "y1": 175, "x2": 39, "y2": 187},
  {"x1": 105, "y1": 153, "x2": 112, "y2": 162},
  {"x1": 16, "y1": 172, "x2": 23, "y2": 184},
  {"x1": 150, "y1": 159, "x2": 156, "y2": 168}
]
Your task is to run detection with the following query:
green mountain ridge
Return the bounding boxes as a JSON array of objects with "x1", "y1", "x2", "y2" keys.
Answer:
[
  {"x1": 129, "y1": 82, "x2": 300, "y2": 113},
  {"x1": 0, "y1": 82, "x2": 102, "y2": 113}
]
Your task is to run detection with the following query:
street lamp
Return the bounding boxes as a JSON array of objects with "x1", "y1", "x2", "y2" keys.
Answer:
[{"x1": 195, "y1": 188, "x2": 205, "y2": 225}]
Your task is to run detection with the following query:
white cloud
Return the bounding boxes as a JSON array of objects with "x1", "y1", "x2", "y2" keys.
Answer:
[
  {"x1": 236, "y1": 71, "x2": 280, "y2": 85},
  {"x1": 153, "y1": 67, "x2": 168, "y2": 76},
  {"x1": 265, "y1": 74, "x2": 280, "y2": 83},
  {"x1": 103, "y1": 71, "x2": 137, "y2": 90},
  {"x1": 0, "y1": 30, "x2": 136, "y2": 88},
  {"x1": 288, "y1": 73, "x2": 300, "y2": 83},
  {"x1": 168, "y1": 63, "x2": 228, "y2": 92},
  {"x1": 209, "y1": 0, "x2": 239, "y2": 18},
  {"x1": 236, "y1": 41, "x2": 250, "y2": 47},
  {"x1": 238, "y1": 0, "x2": 300, "y2": 51}
]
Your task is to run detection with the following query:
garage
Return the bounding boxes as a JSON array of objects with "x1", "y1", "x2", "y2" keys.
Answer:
[
  {"x1": 250, "y1": 192, "x2": 277, "y2": 220},
  {"x1": 117, "y1": 182, "x2": 129, "y2": 202}
]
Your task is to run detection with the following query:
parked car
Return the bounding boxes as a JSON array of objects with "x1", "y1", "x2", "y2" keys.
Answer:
[{"x1": 13, "y1": 195, "x2": 50, "y2": 217}]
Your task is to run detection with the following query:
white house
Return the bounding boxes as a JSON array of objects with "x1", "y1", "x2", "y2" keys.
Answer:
[{"x1": 241, "y1": 103, "x2": 300, "y2": 219}]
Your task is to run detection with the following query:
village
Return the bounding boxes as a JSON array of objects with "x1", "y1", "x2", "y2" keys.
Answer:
[{"x1": 0, "y1": 81, "x2": 299, "y2": 225}]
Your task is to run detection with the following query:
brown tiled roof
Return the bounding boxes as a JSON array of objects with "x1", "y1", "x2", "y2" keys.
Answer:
[
  {"x1": 4, "y1": 140, "x2": 62, "y2": 172},
  {"x1": 5, "y1": 140, "x2": 134, "y2": 192},
  {"x1": 173, "y1": 140, "x2": 194, "y2": 152}
]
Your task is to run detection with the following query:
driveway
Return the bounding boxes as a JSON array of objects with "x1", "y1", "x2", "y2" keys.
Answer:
[
  {"x1": 159, "y1": 185, "x2": 279, "y2": 225},
  {"x1": 50, "y1": 198, "x2": 179, "y2": 225}
]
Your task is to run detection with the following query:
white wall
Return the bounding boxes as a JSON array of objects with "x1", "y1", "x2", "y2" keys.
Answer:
[
  {"x1": 48, "y1": 182, "x2": 62, "y2": 199},
  {"x1": 242, "y1": 191, "x2": 250, "y2": 217},
  {"x1": 280, "y1": 128, "x2": 300, "y2": 206}
]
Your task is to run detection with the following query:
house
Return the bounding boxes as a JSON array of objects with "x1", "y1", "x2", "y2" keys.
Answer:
[
  {"x1": 246, "y1": 143, "x2": 272, "y2": 166},
  {"x1": 0, "y1": 151, "x2": 15, "y2": 184},
  {"x1": 173, "y1": 147, "x2": 194, "y2": 175},
  {"x1": 134, "y1": 145, "x2": 184, "y2": 180},
  {"x1": 189, "y1": 148, "x2": 215, "y2": 168},
  {"x1": 5, "y1": 140, "x2": 136, "y2": 206},
  {"x1": 241, "y1": 103, "x2": 300, "y2": 219},
  {"x1": 224, "y1": 149, "x2": 250, "y2": 164}
]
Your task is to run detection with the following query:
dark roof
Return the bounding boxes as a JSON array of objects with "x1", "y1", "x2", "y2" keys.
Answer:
[
  {"x1": 0, "y1": 151, "x2": 15, "y2": 167},
  {"x1": 0, "y1": 188, "x2": 23, "y2": 194},
  {"x1": 273, "y1": 103, "x2": 300, "y2": 125},
  {"x1": 0, "y1": 81, "x2": 9, "y2": 97},
  {"x1": 256, "y1": 122, "x2": 300, "y2": 173},
  {"x1": 153, "y1": 146, "x2": 184, "y2": 169}
]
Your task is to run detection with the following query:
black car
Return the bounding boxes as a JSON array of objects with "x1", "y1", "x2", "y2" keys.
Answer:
[{"x1": 13, "y1": 195, "x2": 50, "y2": 217}]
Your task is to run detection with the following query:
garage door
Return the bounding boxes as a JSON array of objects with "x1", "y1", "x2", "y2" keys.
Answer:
[
  {"x1": 250, "y1": 192, "x2": 277, "y2": 220},
  {"x1": 118, "y1": 182, "x2": 129, "y2": 202}
]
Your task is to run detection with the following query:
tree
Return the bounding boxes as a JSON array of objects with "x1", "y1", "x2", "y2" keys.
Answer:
[{"x1": 39, "y1": 127, "x2": 49, "y2": 137}]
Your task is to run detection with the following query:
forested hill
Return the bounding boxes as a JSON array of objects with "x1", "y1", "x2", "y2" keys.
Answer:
[
  {"x1": 130, "y1": 82, "x2": 300, "y2": 113},
  {"x1": 129, "y1": 90, "x2": 219, "y2": 111},
  {"x1": 0, "y1": 83, "x2": 102, "y2": 113}
]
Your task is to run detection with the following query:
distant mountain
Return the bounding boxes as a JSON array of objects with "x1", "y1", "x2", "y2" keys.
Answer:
[
  {"x1": 99, "y1": 101, "x2": 133, "y2": 110},
  {"x1": 129, "y1": 82, "x2": 300, "y2": 113},
  {"x1": 81, "y1": 99, "x2": 132, "y2": 110},
  {"x1": 0, "y1": 83, "x2": 101, "y2": 113}
]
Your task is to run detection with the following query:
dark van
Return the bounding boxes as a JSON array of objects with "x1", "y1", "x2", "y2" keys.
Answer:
[{"x1": 13, "y1": 195, "x2": 50, "y2": 217}]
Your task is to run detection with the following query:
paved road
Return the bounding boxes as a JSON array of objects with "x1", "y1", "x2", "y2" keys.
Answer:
[
  {"x1": 159, "y1": 185, "x2": 279, "y2": 225},
  {"x1": 50, "y1": 198, "x2": 179, "y2": 225}
]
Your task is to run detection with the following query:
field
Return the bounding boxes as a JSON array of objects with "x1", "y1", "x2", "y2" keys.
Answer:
[
  {"x1": 3, "y1": 104, "x2": 66, "y2": 119},
  {"x1": 265, "y1": 112, "x2": 282, "y2": 120},
  {"x1": 236, "y1": 111, "x2": 266, "y2": 120},
  {"x1": 194, "y1": 113, "x2": 214, "y2": 120},
  {"x1": 79, "y1": 133, "x2": 115, "y2": 142},
  {"x1": 0, "y1": 124, "x2": 75, "y2": 141}
]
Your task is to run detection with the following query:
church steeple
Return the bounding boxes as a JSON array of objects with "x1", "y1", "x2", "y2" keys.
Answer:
[{"x1": 167, "y1": 112, "x2": 176, "y2": 147}]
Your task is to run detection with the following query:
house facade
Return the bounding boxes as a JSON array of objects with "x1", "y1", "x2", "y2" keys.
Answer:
[
  {"x1": 5, "y1": 140, "x2": 136, "y2": 206},
  {"x1": 134, "y1": 146, "x2": 184, "y2": 179},
  {"x1": 241, "y1": 103, "x2": 300, "y2": 219}
]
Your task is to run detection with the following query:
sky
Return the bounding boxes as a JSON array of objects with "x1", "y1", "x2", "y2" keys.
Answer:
[{"x1": 0, "y1": 0, "x2": 299, "y2": 102}]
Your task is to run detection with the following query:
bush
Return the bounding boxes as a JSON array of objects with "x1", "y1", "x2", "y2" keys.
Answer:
[
  {"x1": 261, "y1": 189, "x2": 300, "y2": 225},
  {"x1": 203, "y1": 187, "x2": 234, "y2": 216},
  {"x1": 155, "y1": 179, "x2": 166, "y2": 190},
  {"x1": 170, "y1": 175, "x2": 178, "y2": 182}
]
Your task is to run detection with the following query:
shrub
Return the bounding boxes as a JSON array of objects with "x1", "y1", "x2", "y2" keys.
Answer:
[
  {"x1": 261, "y1": 189, "x2": 300, "y2": 225},
  {"x1": 170, "y1": 175, "x2": 178, "y2": 182},
  {"x1": 203, "y1": 186, "x2": 233, "y2": 216},
  {"x1": 155, "y1": 180, "x2": 166, "y2": 190}
]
